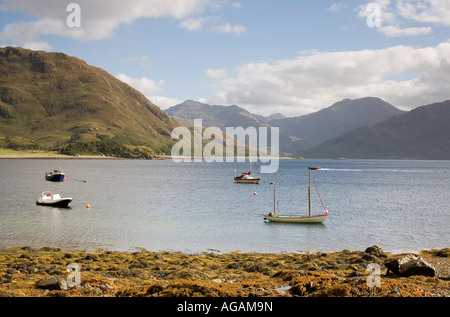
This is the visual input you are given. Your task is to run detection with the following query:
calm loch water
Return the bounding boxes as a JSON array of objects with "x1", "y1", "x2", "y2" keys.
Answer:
[{"x1": 0, "y1": 158, "x2": 448, "y2": 253}]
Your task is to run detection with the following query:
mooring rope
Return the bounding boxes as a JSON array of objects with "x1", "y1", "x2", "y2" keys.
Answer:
[{"x1": 311, "y1": 172, "x2": 326, "y2": 211}]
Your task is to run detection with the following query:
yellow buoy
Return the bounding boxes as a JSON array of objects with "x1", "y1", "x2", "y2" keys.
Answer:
[{"x1": 86, "y1": 204, "x2": 91, "y2": 208}]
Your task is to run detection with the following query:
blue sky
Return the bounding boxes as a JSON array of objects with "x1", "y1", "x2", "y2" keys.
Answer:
[{"x1": 1, "y1": 0, "x2": 450, "y2": 116}]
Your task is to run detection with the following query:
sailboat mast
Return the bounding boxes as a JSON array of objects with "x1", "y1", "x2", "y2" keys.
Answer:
[
  {"x1": 308, "y1": 168, "x2": 311, "y2": 217},
  {"x1": 273, "y1": 187, "x2": 276, "y2": 214}
]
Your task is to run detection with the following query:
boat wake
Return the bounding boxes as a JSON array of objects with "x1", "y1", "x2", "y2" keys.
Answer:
[
  {"x1": 317, "y1": 168, "x2": 363, "y2": 172},
  {"x1": 318, "y1": 168, "x2": 433, "y2": 173}
]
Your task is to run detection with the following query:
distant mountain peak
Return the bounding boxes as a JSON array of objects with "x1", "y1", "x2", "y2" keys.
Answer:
[
  {"x1": 268, "y1": 97, "x2": 404, "y2": 154},
  {"x1": 165, "y1": 100, "x2": 267, "y2": 130},
  {"x1": 300, "y1": 99, "x2": 450, "y2": 160}
]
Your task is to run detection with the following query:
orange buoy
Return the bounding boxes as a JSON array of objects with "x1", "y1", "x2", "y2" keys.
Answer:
[
  {"x1": 86, "y1": 204, "x2": 91, "y2": 208},
  {"x1": 253, "y1": 192, "x2": 257, "y2": 195}
]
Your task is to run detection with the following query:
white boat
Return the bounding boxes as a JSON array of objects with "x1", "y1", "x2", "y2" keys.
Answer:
[
  {"x1": 234, "y1": 160, "x2": 261, "y2": 184},
  {"x1": 262, "y1": 167, "x2": 328, "y2": 224},
  {"x1": 234, "y1": 172, "x2": 261, "y2": 184},
  {"x1": 36, "y1": 191, "x2": 73, "y2": 208}
]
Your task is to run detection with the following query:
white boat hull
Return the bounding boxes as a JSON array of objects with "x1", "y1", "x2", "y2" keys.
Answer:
[
  {"x1": 264, "y1": 214, "x2": 327, "y2": 223},
  {"x1": 36, "y1": 198, "x2": 72, "y2": 207},
  {"x1": 36, "y1": 192, "x2": 72, "y2": 208}
]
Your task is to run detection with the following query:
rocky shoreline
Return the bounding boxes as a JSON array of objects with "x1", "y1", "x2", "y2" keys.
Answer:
[{"x1": 0, "y1": 246, "x2": 448, "y2": 297}]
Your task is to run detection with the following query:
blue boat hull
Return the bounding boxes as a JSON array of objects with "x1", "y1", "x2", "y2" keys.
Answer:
[{"x1": 45, "y1": 173, "x2": 65, "y2": 182}]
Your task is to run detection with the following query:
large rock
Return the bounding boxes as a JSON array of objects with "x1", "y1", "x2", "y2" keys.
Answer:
[
  {"x1": 36, "y1": 277, "x2": 68, "y2": 290},
  {"x1": 384, "y1": 255, "x2": 435, "y2": 277},
  {"x1": 365, "y1": 245, "x2": 383, "y2": 254}
]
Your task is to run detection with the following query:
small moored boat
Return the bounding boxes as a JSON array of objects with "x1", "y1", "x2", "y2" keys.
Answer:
[
  {"x1": 234, "y1": 171, "x2": 261, "y2": 184},
  {"x1": 234, "y1": 160, "x2": 261, "y2": 184},
  {"x1": 45, "y1": 168, "x2": 65, "y2": 182},
  {"x1": 36, "y1": 191, "x2": 72, "y2": 207}
]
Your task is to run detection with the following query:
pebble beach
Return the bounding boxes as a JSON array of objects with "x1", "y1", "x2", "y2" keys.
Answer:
[{"x1": 0, "y1": 246, "x2": 448, "y2": 297}]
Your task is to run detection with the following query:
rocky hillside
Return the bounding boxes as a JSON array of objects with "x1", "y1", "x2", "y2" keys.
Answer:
[{"x1": 0, "y1": 47, "x2": 180, "y2": 157}]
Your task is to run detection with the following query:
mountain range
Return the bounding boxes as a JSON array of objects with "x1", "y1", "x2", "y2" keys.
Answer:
[
  {"x1": 166, "y1": 98, "x2": 450, "y2": 160},
  {"x1": 1, "y1": 47, "x2": 449, "y2": 160},
  {"x1": 166, "y1": 97, "x2": 405, "y2": 156},
  {"x1": 300, "y1": 100, "x2": 450, "y2": 159}
]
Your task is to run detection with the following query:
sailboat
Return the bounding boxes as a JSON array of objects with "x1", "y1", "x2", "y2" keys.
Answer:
[
  {"x1": 262, "y1": 167, "x2": 328, "y2": 223},
  {"x1": 234, "y1": 160, "x2": 261, "y2": 184}
]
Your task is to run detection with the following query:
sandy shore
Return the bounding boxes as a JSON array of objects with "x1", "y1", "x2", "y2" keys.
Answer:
[{"x1": 0, "y1": 246, "x2": 448, "y2": 297}]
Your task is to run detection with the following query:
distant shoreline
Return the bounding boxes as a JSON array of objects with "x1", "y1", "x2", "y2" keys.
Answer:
[
  {"x1": 0, "y1": 154, "x2": 299, "y2": 160},
  {"x1": 0, "y1": 154, "x2": 124, "y2": 159}
]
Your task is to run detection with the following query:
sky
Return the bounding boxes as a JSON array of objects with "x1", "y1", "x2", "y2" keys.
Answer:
[{"x1": 1, "y1": 0, "x2": 450, "y2": 117}]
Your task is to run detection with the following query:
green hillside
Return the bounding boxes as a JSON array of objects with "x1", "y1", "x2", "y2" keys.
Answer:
[{"x1": 0, "y1": 47, "x2": 179, "y2": 158}]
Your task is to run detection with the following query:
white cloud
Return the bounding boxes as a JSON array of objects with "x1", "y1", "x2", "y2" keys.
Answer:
[
  {"x1": 116, "y1": 74, "x2": 165, "y2": 96},
  {"x1": 149, "y1": 95, "x2": 182, "y2": 110},
  {"x1": 20, "y1": 41, "x2": 51, "y2": 51},
  {"x1": 358, "y1": 0, "x2": 398, "y2": 25},
  {"x1": 207, "y1": 42, "x2": 450, "y2": 116},
  {"x1": 0, "y1": 17, "x2": 79, "y2": 50},
  {"x1": 358, "y1": 0, "x2": 450, "y2": 36},
  {"x1": 231, "y1": 2, "x2": 242, "y2": 9},
  {"x1": 179, "y1": 17, "x2": 207, "y2": 31},
  {"x1": 0, "y1": 0, "x2": 221, "y2": 46},
  {"x1": 205, "y1": 68, "x2": 229, "y2": 79},
  {"x1": 0, "y1": 0, "x2": 247, "y2": 47},
  {"x1": 396, "y1": 0, "x2": 450, "y2": 26},
  {"x1": 378, "y1": 24, "x2": 432, "y2": 36},
  {"x1": 326, "y1": 2, "x2": 346, "y2": 12},
  {"x1": 115, "y1": 73, "x2": 181, "y2": 110},
  {"x1": 212, "y1": 23, "x2": 246, "y2": 35},
  {"x1": 179, "y1": 15, "x2": 247, "y2": 35}
]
